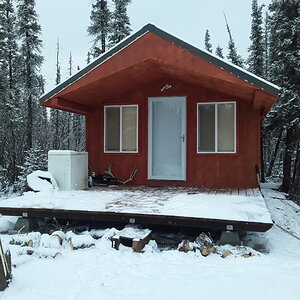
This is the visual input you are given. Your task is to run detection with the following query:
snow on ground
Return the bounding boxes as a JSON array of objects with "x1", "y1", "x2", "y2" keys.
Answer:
[
  {"x1": 262, "y1": 182, "x2": 300, "y2": 239},
  {"x1": 0, "y1": 216, "x2": 18, "y2": 233},
  {"x1": 0, "y1": 184, "x2": 299, "y2": 300},
  {"x1": 0, "y1": 188, "x2": 272, "y2": 224}
]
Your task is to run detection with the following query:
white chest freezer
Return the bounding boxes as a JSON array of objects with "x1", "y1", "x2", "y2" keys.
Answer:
[{"x1": 48, "y1": 150, "x2": 88, "y2": 191}]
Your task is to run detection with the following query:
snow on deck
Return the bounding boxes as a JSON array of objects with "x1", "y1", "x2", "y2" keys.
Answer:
[{"x1": 0, "y1": 187, "x2": 272, "y2": 224}]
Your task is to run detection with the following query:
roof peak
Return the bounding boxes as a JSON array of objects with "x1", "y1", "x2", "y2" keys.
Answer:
[{"x1": 40, "y1": 23, "x2": 279, "y2": 104}]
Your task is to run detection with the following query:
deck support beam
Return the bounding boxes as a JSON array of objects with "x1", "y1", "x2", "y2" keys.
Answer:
[{"x1": 0, "y1": 207, "x2": 273, "y2": 233}]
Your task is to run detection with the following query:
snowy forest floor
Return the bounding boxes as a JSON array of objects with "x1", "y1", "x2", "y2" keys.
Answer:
[{"x1": 0, "y1": 183, "x2": 299, "y2": 300}]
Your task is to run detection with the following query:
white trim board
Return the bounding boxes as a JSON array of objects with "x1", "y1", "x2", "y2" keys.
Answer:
[
  {"x1": 197, "y1": 101, "x2": 236, "y2": 154},
  {"x1": 104, "y1": 104, "x2": 139, "y2": 153}
]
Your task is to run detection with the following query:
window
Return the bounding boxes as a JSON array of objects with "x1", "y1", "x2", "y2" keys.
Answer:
[
  {"x1": 197, "y1": 102, "x2": 236, "y2": 153},
  {"x1": 104, "y1": 105, "x2": 138, "y2": 153}
]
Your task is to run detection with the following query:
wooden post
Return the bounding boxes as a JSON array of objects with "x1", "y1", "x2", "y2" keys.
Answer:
[
  {"x1": 0, "y1": 239, "x2": 11, "y2": 291},
  {"x1": 112, "y1": 236, "x2": 121, "y2": 250},
  {"x1": 132, "y1": 233, "x2": 152, "y2": 252}
]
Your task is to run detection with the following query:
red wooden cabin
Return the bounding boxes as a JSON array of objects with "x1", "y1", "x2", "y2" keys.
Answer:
[{"x1": 40, "y1": 24, "x2": 279, "y2": 188}]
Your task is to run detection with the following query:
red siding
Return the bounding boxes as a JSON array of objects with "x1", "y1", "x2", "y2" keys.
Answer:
[
  {"x1": 43, "y1": 32, "x2": 272, "y2": 188},
  {"x1": 86, "y1": 79, "x2": 260, "y2": 188}
]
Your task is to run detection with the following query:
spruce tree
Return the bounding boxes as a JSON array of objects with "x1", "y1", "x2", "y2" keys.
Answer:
[
  {"x1": 247, "y1": 0, "x2": 266, "y2": 181},
  {"x1": 0, "y1": 0, "x2": 22, "y2": 183},
  {"x1": 109, "y1": 0, "x2": 132, "y2": 48},
  {"x1": 33, "y1": 73, "x2": 49, "y2": 152},
  {"x1": 290, "y1": 144, "x2": 300, "y2": 204},
  {"x1": 268, "y1": 0, "x2": 300, "y2": 131},
  {"x1": 16, "y1": 145, "x2": 47, "y2": 192},
  {"x1": 66, "y1": 51, "x2": 85, "y2": 151},
  {"x1": 17, "y1": 0, "x2": 43, "y2": 150},
  {"x1": 50, "y1": 40, "x2": 64, "y2": 150},
  {"x1": 267, "y1": 0, "x2": 300, "y2": 195},
  {"x1": 215, "y1": 45, "x2": 224, "y2": 58},
  {"x1": 86, "y1": 51, "x2": 91, "y2": 64},
  {"x1": 247, "y1": 0, "x2": 264, "y2": 77},
  {"x1": 67, "y1": 52, "x2": 75, "y2": 150},
  {"x1": 263, "y1": 12, "x2": 271, "y2": 80},
  {"x1": 88, "y1": 0, "x2": 111, "y2": 58},
  {"x1": 55, "y1": 40, "x2": 61, "y2": 85},
  {"x1": 204, "y1": 29, "x2": 212, "y2": 52},
  {"x1": 68, "y1": 52, "x2": 73, "y2": 76},
  {"x1": 0, "y1": 166, "x2": 10, "y2": 195},
  {"x1": 224, "y1": 15, "x2": 244, "y2": 67}
]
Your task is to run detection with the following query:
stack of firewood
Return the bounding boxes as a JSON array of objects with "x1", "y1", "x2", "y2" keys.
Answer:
[
  {"x1": 195, "y1": 232, "x2": 216, "y2": 256},
  {"x1": 178, "y1": 232, "x2": 216, "y2": 256},
  {"x1": 178, "y1": 232, "x2": 257, "y2": 258}
]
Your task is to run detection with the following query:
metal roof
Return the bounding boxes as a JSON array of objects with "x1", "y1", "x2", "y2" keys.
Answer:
[{"x1": 40, "y1": 23, "x2": 279, "y2": 104}]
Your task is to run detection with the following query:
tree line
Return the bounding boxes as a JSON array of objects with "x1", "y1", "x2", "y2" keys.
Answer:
[
  {"x1": 204, "y1": 0, "x2": 300, "y2": 203},
  {"x1": 0, "y1": 0, "x2": 132, "y2": 194},
  {"x1": 1, "y1": 0, "x2": 299, "y2": 204}
]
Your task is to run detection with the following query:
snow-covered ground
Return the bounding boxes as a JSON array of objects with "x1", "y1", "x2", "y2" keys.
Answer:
[{"x1": 0, "y1": 184, "x2": 299, "y2": 300}]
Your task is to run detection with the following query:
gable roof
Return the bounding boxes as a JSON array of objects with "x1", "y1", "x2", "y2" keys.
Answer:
[{"x1": 39, "y1": 23, "x2": 279, "y2": 104}]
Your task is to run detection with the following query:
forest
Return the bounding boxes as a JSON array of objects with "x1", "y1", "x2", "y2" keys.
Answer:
[{"x1": 0, "y1": 0, "x2": 299, "y2": 204}]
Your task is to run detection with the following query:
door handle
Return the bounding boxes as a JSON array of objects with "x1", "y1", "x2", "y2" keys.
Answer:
[{"x1": 180, "y1": 135, "x2": 185, "y2": 143}]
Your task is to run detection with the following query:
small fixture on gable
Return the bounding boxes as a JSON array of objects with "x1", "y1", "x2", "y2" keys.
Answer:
[{"x1": 161, "y1": 84, "x2": 172, "y2": 92}]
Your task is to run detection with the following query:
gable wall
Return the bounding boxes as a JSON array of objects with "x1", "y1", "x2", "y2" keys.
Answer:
[{"x1": 86, "y1": 78, "x2": 260, "y2": 188}]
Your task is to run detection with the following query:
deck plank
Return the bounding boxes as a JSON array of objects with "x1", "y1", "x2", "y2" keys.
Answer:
[
  {"x1": 231, "y1": 189, "x2": 239, "y2": 195},
  {"x1": 238, "y1": 189, "x2": 247, "y2": 196},
  {"x1": 253, "y1": 188, "x2": 262, "y2": 197},
  {"x1": 223, "y1": 188, "x2": 232, "y2": 195},
  {"x1": 201, "y1": 187, "x2": 211, "y2": 194},
  {"x1": 245, "y1": 189, "x2": 254, "y2": 197}
]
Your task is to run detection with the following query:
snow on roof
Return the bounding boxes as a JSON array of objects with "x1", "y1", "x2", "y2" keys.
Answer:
[
  {"x1": 39, "y1": 23, "x2": 280, "y2": 104},
  {"x1": 199, "y1": 47, "x2": 280, "y2": 91}
]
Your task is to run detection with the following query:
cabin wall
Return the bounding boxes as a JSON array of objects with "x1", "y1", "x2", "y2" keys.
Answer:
[{"x1": 86, "y1": 79, "x2": 260, "y2": 188}]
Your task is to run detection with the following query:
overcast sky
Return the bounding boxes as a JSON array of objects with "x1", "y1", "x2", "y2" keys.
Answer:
[{"x1": 36, "y1": 0, "x2": 272, "y2": 92}]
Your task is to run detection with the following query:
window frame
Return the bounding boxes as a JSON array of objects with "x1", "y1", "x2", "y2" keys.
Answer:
[
  {"x1": 104, "y1": 104, "x2": 139, "y2": 153},
  {"x1": 197, "y1": 101, "x2": 236, "y2": 154}
]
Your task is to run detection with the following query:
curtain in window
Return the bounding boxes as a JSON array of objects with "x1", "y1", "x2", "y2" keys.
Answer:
[
  {"x1": 122, "y1": 107, "x2": 137, "y2": 151},
  {"x1": 217, "y1": 103, "x2": 234, "y2": 152},
  {"x1": 198, "y1": 104, "x2": 215, "y2": 152},
  {"x1": 105, "y1": 107, "x2": 120, "y2": 151}
]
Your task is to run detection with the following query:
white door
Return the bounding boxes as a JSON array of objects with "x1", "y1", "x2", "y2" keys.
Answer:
[{"x1": 148, "y1": 97, "x2": 186, "y2": 181}]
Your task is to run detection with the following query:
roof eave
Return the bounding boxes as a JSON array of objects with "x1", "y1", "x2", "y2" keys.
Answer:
[{"x1": 39, "y1": 23, "x2": 280, "y2": 105}]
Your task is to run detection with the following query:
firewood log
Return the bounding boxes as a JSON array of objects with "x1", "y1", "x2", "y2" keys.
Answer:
[
  {"x1": 200, "y1": 247, "x2": 210, "y2": 257},
  {"x1": 178, "y1": 240, "x2": 194, "y2": 253}
]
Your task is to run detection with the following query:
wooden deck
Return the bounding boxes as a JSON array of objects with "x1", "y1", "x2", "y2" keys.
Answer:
[
  {"x1": 0, "y1": 186, "x2": 273, "y2": 232},
  {"x1": 90, "y1": 185, "x2": 262, "y2": 197}
]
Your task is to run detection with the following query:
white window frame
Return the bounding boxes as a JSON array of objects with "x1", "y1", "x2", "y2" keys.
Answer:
[
  {"x1": 104, "y1": 104, "x2": 138, "y2": 153},
  {"x1": 197, "y1": 101, "x2": 236, "y2": 154}
]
